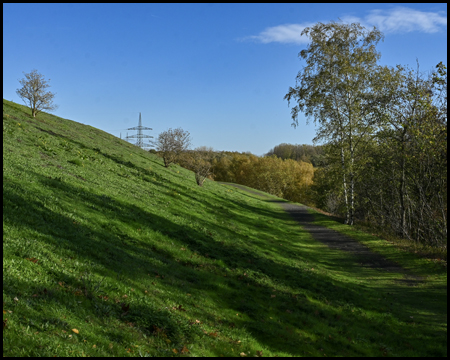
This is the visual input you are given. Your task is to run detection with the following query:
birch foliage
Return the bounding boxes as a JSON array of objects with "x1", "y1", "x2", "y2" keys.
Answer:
[{"x1": 284, "y1": 21, "x2": 390, "y2": 225}]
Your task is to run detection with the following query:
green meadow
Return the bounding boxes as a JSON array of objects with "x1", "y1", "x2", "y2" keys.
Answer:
[{"x1": 3, "y1": 99, "x2": 447, "y2": 357}]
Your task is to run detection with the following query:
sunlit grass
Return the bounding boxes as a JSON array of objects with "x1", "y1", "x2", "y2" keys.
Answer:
[{"x1": 3, "y1": 99, "x2": 447, "y2": 357}]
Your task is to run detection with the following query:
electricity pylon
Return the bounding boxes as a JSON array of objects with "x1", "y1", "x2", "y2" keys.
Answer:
[{"x1": 126, "y1": 113, "x2": 153, "y2": 150}]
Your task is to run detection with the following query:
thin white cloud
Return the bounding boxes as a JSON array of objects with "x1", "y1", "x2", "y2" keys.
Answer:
[
  {"x1": 242, "y1": 6, "x2": 447, "y2": 44},
  {"x1": 239, "y1": 23, "x2": 315, "y2": 44},
  {"x1": 339, "y1": 15, "x2": 371, "y2": 30},
  {"x1": 364, "y1": 7, "x2": 447, "y2": 34}
]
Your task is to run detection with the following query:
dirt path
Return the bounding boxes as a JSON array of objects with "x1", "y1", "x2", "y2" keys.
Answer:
[{"x1": 220, "y1": 182, "x2": 423, "y2": 285}]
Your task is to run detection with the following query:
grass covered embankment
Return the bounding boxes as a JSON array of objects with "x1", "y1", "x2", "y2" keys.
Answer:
[{"x1": 3, "y1": 99, "x2": 447, "y2": 357}]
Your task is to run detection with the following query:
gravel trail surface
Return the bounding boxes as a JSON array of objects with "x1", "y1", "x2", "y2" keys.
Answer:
[{"x1": 220, "y1": 182, "x2": 423, "y2": 285}]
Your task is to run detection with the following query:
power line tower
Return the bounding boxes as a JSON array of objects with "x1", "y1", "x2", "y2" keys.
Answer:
[{"x1": 126, "y1": 112, "x2": 153, "y2": 150}]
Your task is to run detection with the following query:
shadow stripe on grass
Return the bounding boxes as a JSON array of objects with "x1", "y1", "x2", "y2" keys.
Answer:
[{"x1": 221, "y1": 182, "x2": 423, "y2": 286}]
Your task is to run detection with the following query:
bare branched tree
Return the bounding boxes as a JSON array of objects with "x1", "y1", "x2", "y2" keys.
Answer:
[
  {"x1": 179, "y1": 147, "x2": 215, "y2": 186},
  {"x1": 16, "y1": 69, "x2": 58, "y2": 118},
  {"x1": 192, "y1": 147, "x2": 214, "y2": 186},
  {"x1": 153, "y1": 128, "x2": 191, "y2": 167}
]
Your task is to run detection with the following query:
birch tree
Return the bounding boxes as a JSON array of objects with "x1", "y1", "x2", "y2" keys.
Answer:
[{"x1": 284, "y1": 21, "x2": 389, "y2": 225}]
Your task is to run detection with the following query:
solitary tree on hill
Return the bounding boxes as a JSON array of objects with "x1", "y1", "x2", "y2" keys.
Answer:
[
  {"x1": 179, "y1": 147, "x2": 215, "y2": 186},
  {"x1": 154, "y1": 127, "x2": 191, "y2": 167},
  {"x1": 16, "y1": 69, "x2": 58, "y2": 118}
]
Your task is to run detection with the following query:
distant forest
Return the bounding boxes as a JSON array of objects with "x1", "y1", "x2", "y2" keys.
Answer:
[
  {"x1": 203, "y1": 145, "x2": 318, "y2": 208},
  {"x1": 264, "y1": 143, "x2": 325, "y2": 167}
]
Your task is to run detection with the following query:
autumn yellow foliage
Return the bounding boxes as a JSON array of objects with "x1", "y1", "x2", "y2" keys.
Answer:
[{"x1": 212, "y1": 153, "x2": 315, "y2": 205}]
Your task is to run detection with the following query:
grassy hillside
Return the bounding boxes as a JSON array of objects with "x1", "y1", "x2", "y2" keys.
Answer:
[{"x1": 3, "y1": 99, "x2": 447, "y2": 357}]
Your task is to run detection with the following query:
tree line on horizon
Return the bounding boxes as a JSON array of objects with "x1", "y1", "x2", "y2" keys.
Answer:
[{"x1": 265, "y1": 143, "x2": 325, "y2": 167}]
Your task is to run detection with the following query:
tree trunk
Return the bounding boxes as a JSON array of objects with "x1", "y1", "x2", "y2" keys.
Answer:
[
  {"x1": 349, "y1": 163, "x2": 354, "y2": 225},
  {"x1": 348, "y1": 131, "x2": 355, "y2": 226},
  {"x1": 399, "y1": 130, "x2": 407, "y2": 238},
  {"x1": 340, "y1": 144, "x2": 350, "y2": 224},
  {"x1": 195, "y1": 174, "x2": 204, "y2": 186}
]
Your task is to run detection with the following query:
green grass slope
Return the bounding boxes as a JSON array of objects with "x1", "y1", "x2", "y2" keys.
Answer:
[{"x1": 3, "y1": 99, "x2": 447, "y2": 357}]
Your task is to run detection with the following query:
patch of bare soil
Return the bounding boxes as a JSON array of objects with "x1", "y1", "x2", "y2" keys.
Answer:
[{"x1": 221, "y1": 182, "x2": 423, "y2": 286}]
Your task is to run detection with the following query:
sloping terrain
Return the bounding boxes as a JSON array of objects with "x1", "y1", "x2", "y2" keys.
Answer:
[{"x1": 3, "y1": 99, "x2": 447, "y2": 357}]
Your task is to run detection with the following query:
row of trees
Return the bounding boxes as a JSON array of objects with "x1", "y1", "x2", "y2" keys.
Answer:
[
  {"x1": 265, "y1": 143, "x2": 325, "y2": 166},
  {"x1": 151, "y1": 131, "x2": 316, "y2": 204},
  {"x1": 211, "y1": 152, "x2": 315, "y2": 204},
  {"x1": 285, "y1": 21, "x2": 447, "y2": 248}
]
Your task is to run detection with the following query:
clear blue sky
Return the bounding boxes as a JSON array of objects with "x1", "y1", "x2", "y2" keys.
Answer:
[{"x1": 3, "y1": 3, "x2": 447, "y2": 155}]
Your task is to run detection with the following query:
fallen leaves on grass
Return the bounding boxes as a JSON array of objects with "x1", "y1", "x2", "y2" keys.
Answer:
[
  {"x1": 120, "y1": 303, "x2": 130, "y2": 316},
  {"x1": 72, "y1": 329, "x2": 79, "y2": 334},
  {"x1": 152, "y1": 326, "x2": 167, "y2": 336},
  {"x1": 26, "y1": 258, "x2": 38, "y2": 264}
]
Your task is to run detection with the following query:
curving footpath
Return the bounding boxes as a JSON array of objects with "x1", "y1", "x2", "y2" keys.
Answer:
[{"x1": 220, "y1": 182, "x2": 423, "y2": 285}]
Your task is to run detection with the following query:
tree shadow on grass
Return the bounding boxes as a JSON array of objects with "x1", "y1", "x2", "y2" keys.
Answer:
[
  {"x1": 3, "y1": 172, "x2": 447, "y2": 357},
  {"x1": 2, "y1": 276, "x2": 187, "y2": 357}
]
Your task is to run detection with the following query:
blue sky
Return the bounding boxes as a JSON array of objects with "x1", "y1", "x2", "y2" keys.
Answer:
[{"x1": 3, "y1": 3, "x2": 447, "y2": 155}]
